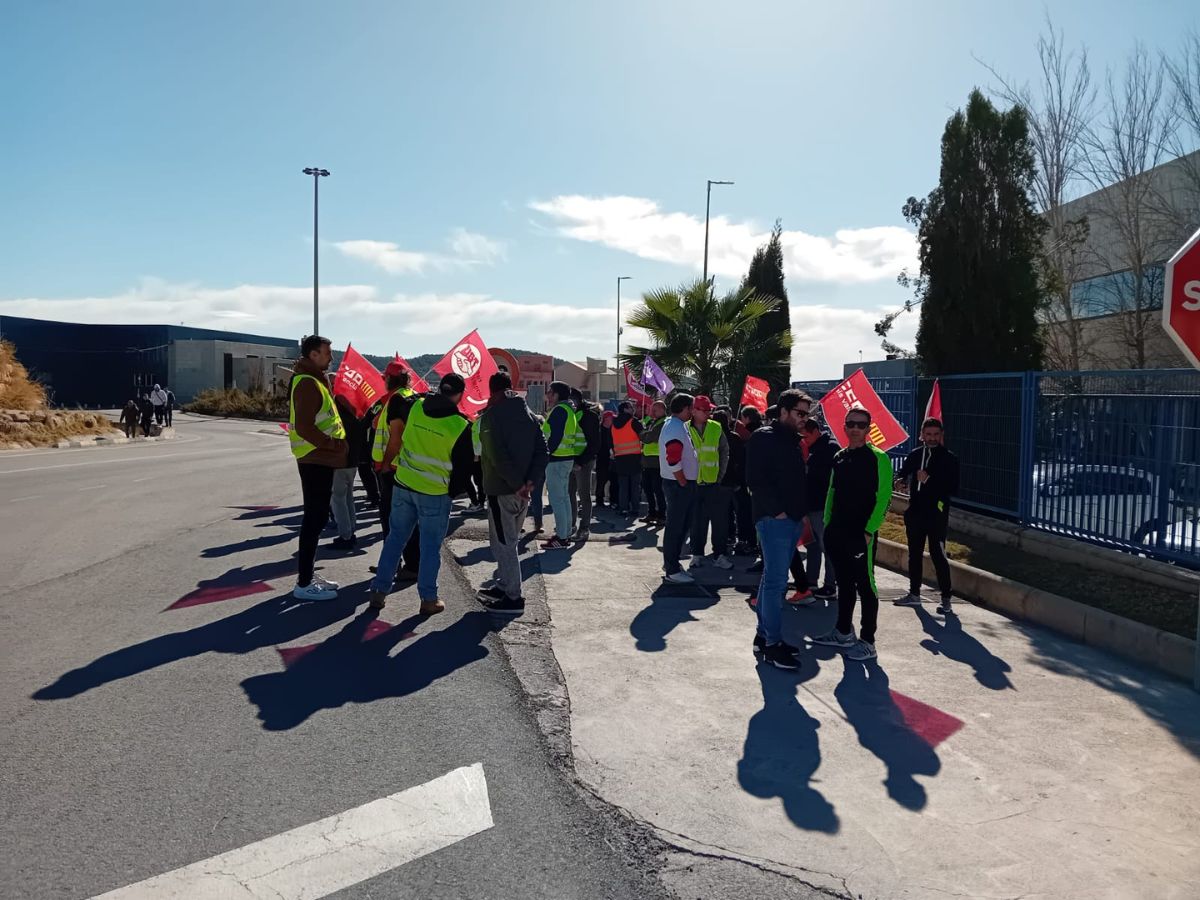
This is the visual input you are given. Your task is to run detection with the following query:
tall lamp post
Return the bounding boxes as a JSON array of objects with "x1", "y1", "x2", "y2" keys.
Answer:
[
  {"x1": 616, "y1": 275, "x2": 631, "y2": 368},
  {"x1": 302, "y1": 167, "x2": 330, "y2": 335},
  {"x1": 702, "y1": 179, "x2": 734, "y2": 288}
]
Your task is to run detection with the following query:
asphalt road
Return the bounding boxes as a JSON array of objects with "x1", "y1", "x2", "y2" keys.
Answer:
[{"x1": 0, "y1": 414, "x2": 668, "y2": 899}]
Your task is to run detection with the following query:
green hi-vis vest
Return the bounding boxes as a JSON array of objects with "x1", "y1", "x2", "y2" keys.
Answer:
[
  {"x1": 394, "y1": 399, "x2": 470, "y2": 495},
  {"x1": 689, "y1": 419, "x2": 723, "y2": 485},
  {"x1": 642, "y1": 416, "x2": 664, "y2": 457},
  {"x1": 371, "y1": 387, "x2": 416, "y2": 465},
  {"x1": 542, "y1": 402, "x2": 580, "y2": 458},
  {"x1": 289, "y1": 374, "x2": 346, "y2": 459},
  {"x1": 471, "y1": 417, "x2": 482, "y2": 458},
  {"x1": 571, "y1": 408, "x2": 587, "y2": 455}
]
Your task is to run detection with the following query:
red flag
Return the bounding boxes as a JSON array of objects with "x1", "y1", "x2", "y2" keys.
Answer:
[
  {"x1": 333, "y1": 344, "x2": 386, "y2": 417},
  {"x1": 624, "y1": 364, "x2": 653, "y2": 412},
  {"x1": 924, "y1": 378, "x2": 943, "y2": 423},
  {"x1": 432, "y1": 330, "x2": 499, "y2": 420},
  {"x1": 740, "y1": 375, "x2": 770, "y2": 413},
  {"x1": 818, "y1": 369, "x2": 909, "y2": 452},
  {"x1": 393, "y1": 354, "x2": 430, "y2": 394}
]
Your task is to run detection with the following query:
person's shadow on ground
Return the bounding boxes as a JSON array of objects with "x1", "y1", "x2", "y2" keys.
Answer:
[
  {"x1": 834, "y1": 659, "x2": 941, "y2": 811},
  {"x1": 629, "y1": 585, "x2": 719, "y2": 652},
  {"x1": 738, "y1": 663, "x2": 839, "y2": 833},
  {"x1": 32, "y1": 593, "x2": 360, "y2": 700},
  {"x1": 913, "y1": 606, "x2": 1014, "y2": 690},
  {"x1": 240, "y1": 609, "x2": 498, "y2": 730}
]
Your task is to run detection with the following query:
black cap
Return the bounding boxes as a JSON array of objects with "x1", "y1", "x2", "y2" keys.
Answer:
[{"x1": 439, "y1": 373, "x2": 466, "y2": 395}]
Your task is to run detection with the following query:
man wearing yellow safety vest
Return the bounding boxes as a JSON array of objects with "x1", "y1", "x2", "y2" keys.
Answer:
[
  {"x1": 288, "y1": 335, "x2": 348, "y2": 602},
  {"x1": 367, "y1": 362, "x2": 421, "y2": 579},
  {"x1": 540, "y1": 381, "x2": 579, "y2": 550},
  {"x1": 368, "y1": 373, "x2": 474, "y2": 615},
  {"x1": 639, "y1": 399, "x2": 668, "y2": 525},
  {"x1": 686, "y1": 396, "x2": 733, "y2": 572}
]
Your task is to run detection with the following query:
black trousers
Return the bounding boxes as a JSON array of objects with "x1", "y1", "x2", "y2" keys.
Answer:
[
  {"x1": 358, "y1": 461, "x2": 380, "y2": 504},
  {"x1": 641, "y1": 467, "x2": 665, "y2": 516},
  {"x1": 376, "y1": 471, "x2": 420, "y2": 570},
  {"x1": 905, "y1": 510, "x2": 952, "y2": 597},
  {"x1": 829, "y1": 528, "x2": 879, "y2": 644},
  {"x1": 735, "y1": 487, "x2": 757, "y2": 548},
  {"x1": 164, "y1": 406, "x2": 173, "y2": 427},
  {"x1": 140, "y1": 413, "x2": 152, "y2": 436},
  {"x1": 790, "y1": 548, "x2": 809, "y2": 590},
  {"x1": 297, "y1": 462, "x2": 335, "y2": 587},
  {"x1": 595, "y1": 464, "x2": 616, "y2": 504}
]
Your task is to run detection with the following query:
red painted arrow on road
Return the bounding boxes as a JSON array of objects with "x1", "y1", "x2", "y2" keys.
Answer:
[
  {"x1": 276, "y1": 619, "x2": 418, "y2": 668},
  {"x1": 890, "y1": 690, "x2": 964, "y2": 748}
]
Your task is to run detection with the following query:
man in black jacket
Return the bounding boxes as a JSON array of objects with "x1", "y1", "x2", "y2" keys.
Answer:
[
  {"x1": 745, "y1": 389, "x2": 811, "y2": 672},
  {"x1": 476, "y1": 372, "x2": 549, "y2": 615},
  {"x1": 569, "y1": 390, "x2": 600, "y2": 540},
  {"x1": 895, "y1": 417, "x2": 959, "y2": 613},
  {"x1": 801, "y1": 419, "x2": 840, "y2": 600}
]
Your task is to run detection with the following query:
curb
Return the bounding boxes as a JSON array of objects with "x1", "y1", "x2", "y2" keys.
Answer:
[
  {"x1": 54, "y1": 428, "x2": 177, "y2": 450},
  {"x1": 876, "y1": 537, "x2": 1195, "y2": 682}
]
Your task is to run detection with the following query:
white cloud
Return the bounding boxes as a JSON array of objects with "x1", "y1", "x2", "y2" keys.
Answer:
[
  {"x1": 529, "y1": 195, "x2": 917, "y2": 284},
  {"x1": 789, "y1": 304, "x2": 919, "y2": 381},
  {"x1": 334, "y1": 228, "x2": 506, "y2": 275}
]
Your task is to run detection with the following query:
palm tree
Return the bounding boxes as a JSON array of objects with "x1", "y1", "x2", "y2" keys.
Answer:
[{"x1": 622, "y1": 278, "x2": 791, "y2": 399}]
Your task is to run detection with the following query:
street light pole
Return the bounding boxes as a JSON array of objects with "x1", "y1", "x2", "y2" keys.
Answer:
[
  {"x1": 616, "y1": 276, "x2": 631, "y2": 367},
  {"x1": 702, "y1": 179, "x2": 734, "y2": 288},
  {"x1": 302, "y1": 167, "x2": 330, "y2": 334}
]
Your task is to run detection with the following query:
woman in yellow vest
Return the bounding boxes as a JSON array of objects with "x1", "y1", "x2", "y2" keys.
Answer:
[
  {"x1": 367, "y1": 373, "x2": 473, "y2": 615},
  {"x1": 288, "y1": 336, "x2": 348, "y2": 602}
]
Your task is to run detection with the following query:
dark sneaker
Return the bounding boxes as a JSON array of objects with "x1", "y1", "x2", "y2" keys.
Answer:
[
  {"x1": 486, "y1": 595, "x2": 525, "y2": 616},
  {"x1": 573, "y1": 529, "x2": 591, "y2": 542},
  {"x1": 753, "y1": 632, "x2": 766, "y2": 657},
  {"x1": 812, "y1": 585, "x2": 838, "y2": 601},
  {"x1": 778, "y1": 640, "x2": 803, "y2": 659},
  {"x1": 893, "y1": 592, "x2": 922, "y2": 607},
  {"x1": 541, "y1": 536, "x2": 571, "y2": 550},
  {"x1": 846, "y1": 639, "x2": 877, "y2": 661},
  {"x1": 330, "y1": 536, "x2": 357, "y2": 550},
  {"x1": 419, "y1": 599, "x2": 445, "y2": 616},
  {"x1": 763, "y1": 643, "x2": 799, "y2": 671},
  {"x1": 811, "y1": 628, "x2": 856, "y2": 649},
  {"x1": 476, "y1": 586, "x2": 507, "y2": 604},
  {"x1": 937, "y1": 595, "x2": 953, "y2": 614},
  {"x1": 368, "y1": 590, "x2": 387, "y2": 610},
  {"x1": 747, "y1": 559, "x2": 764, "y2": 574}
]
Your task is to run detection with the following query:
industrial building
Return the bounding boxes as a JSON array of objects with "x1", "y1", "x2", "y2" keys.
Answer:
[{"x1": 0, "y1": 315, "x2": 297, "y2": 407}]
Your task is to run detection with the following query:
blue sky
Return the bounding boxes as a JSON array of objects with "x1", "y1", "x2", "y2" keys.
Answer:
[{"x1": 2, "y1": 0, "x2": 1195, "y2": 378}]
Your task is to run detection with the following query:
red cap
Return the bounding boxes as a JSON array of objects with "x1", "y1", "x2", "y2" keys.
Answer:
[
  {"x1": 384, "y1": 360, "x2": 406, "y2": 377},
  {"x1": 693, "y1": 395, "x2": 714, "y2": 413}
]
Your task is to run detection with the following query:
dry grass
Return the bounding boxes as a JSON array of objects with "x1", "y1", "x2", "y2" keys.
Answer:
[
  {"x1": 0, "y1": 340, "x2": 122, "y2": 448},
  {"x1": 0, "y1": 341, "x2": 48, "y2": 410},
  {"x1": 186, "y1": 388, "x2": 288, "y2": 420}
]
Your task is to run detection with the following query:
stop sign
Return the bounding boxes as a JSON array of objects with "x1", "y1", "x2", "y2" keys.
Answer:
[{"x1": 1164, "y1": 226, "x2": 1200, "y2": 369}]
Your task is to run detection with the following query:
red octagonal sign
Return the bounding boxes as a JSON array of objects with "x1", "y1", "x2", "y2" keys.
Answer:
[{"x1": 1164, "y1": 226, "x2": 1200, "y2": 370}]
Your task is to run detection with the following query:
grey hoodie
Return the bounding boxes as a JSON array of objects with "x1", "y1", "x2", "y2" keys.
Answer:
[{"x1": 478, "y1": 392, "x2": 549, "y2": 496}]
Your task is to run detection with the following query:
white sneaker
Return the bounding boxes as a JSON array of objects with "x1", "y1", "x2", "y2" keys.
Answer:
[
  {"x1": 312, "y1": 573, "x2": 340, "y2": 591},
  {"x1": 713, "y1": 555, "x2": 734, "y2": 571},
  {"x1": 846, "y1": 640, "x2": 878, "y2": 661},
  {"x1": 293, "y1": 581, "x2": 337, "y2": 602},
  {"x1": 665, "y1": 570, "x2": 696, "y2": 585}
]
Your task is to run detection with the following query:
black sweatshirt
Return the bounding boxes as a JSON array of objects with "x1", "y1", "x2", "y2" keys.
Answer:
[
  {"x1": 804, "y1": 432, "x2": 840, "y2": 513},
  {"x1": 897, "y1": 444, "x2": 959, "y2": 518},
  {"x1": 824, "y1": 444, "x2": 893, "y2": 537},
  {"x1": 745, "y1": 424, "x2": 807, "y2": 521}
]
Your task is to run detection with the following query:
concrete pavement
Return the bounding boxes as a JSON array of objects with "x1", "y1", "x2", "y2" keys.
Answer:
[{"x1": 450, "y1": 509, "x2": 1200, "y2": 900}]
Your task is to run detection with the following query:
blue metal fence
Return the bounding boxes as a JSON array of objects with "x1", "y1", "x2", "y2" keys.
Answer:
[{"x1": 794, "y1": 368, "x2": 1200, "y2": 569}]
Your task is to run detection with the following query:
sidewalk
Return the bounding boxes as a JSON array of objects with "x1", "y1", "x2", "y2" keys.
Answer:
[{"x1": 451, "y1": 510, "x2": 1200, "y2": 900}]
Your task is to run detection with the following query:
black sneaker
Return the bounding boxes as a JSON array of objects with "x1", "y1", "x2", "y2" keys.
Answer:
[
  {"x1": 486, "y1": 595, "x2": 525, "y2": 616},
  {"x1": 812, "y1": 585, "x2": 838, "y2": 601},
  {"x1": 747, "y1": 559, "x2": 764, "y2": 573},
  {"x1": 763, "y1": 643, "x2": 799, "y2": 671},
  {"x1": 753, "y1": 632, "x2": 766, "y2": 657},
  {"x1": 778, "y1": 640, "x2": 803, "y2": 659},
  {"x1": 330, "y1": 536, "x2": 357, "y2": 550},
  {"x1": 937, "y1": 595, "x2": 953, "y2": 614},
  {"x1": 476, "y1": 586, "x2": 507, "y2": 604}
]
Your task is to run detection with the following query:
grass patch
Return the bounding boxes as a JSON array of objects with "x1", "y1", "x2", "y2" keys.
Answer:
[
  {"x1": 881, "y1": 510, "x2": 1196, "y2": 639},
  {"x1": 185, "y1": 388, "x2": 288, "y2": 420}
]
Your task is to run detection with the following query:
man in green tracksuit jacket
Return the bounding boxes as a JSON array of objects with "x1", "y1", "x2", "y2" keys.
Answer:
[{"x1": 811, "y1": 406, "x2": 893, "y2": 661}]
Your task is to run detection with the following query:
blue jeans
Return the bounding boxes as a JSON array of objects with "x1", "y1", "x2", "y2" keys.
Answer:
[
  {"x1": 371, "y1": 486, "x2": 452, "y2": 601},
  {"x1": 756, "y1": 516, "x2": 804, "y2": 645},
  {"x1": 545, "y1": 459, "x2": 574, "y2": 539}
]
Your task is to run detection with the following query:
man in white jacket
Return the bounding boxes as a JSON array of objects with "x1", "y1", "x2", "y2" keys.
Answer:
[{"x1": 150, "y1": 384, "x2": 168, "y2": 426}]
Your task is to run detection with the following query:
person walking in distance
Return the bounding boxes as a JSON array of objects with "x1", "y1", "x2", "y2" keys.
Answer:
[
  {"x1": 571, "y1": 396, "x2": 601, "y2": 540},
  {"x1": 368, "y1": 363, "x2": 421, "y2": 580},
  {"x1": 540, "y1": 381, "x2": 579, "y2": 550},
  {"x1": 475, "y1": 372, "x2": 548, "y2": 615},
  {"x1": 639, "y1": 400, "x2": 668, "y2": 525},
  {"x1": 610, "y1": 401, "x2": 644, "y2": 520},
  {"x1": 163, "y1": 387, "x2": 175, "y2": 428},
  {"x1": 687, "y1": 396, "x2": 733, "y2": 571},
  {"x1": 801, "y1": 418, "x2": 840, "y2": 601},
  {"x1": 138, "y1": 393, "x2": 154, "y2": 437},
  {"x1": 150, "y1": 383, "x2": 168, "y2": 425},
  {"x1": 120, "y1": 398, "x2": 139, "y2": 439},
  {"x1": 895, "y1": 418, "x2": 959, "y2": 614},
  {"x1": 329, "y1": 394, "x2": 363, "y2": 551},
  {"x1": 812, "y1": 406, "x2": 894, "y2": 661},
  {"x1": 288, "y1": 335, "x2": 348, "y2": 602},
  {"x1": 659, "y1": 393, "x2": 698, "y2": 584},
  {"x1": 745, "y1": 389, "x2": 810, "y2": 670},
  {"x1": 368, "y1": 373, "x2": 474, "y2": 614}
]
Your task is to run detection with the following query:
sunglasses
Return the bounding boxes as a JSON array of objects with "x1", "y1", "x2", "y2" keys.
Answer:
[{"x1": 845, "y1": 420, "x2": 870, "y2": 430}]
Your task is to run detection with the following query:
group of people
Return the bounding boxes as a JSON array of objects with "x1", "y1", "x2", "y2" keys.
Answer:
[
  {"x1": 286, "y1": 335, "x2": 960, "y2": 669},
  {"x1": 119, "y1": 384, "x2": 174, "y2": 438}
]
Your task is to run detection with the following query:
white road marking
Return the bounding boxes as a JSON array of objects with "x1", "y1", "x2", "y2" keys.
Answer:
[
  {"x1": 0, "y1": 446, "x2": 275, "y2": 476},
  {"x1": 9, "y1": 495, "x2": 41, "y2": 503},
  {"x1": 90, "y1": 763, "x2": 494, "y2": 899},
  {"x1": 132, "y1": 476, "x2": 154, "y2": 483},
  {"x1": 79, "y1": 484, "x2": 107, "y2": 492}
]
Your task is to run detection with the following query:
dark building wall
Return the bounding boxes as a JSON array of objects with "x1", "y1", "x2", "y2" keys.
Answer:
[{"x1": 0, "y1": 315, "x2": 295, "y2": 407}]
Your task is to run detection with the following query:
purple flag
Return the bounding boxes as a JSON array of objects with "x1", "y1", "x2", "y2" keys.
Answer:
[{"x1": 642, "y1": 355, "x2": 675, "y2": 395}]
